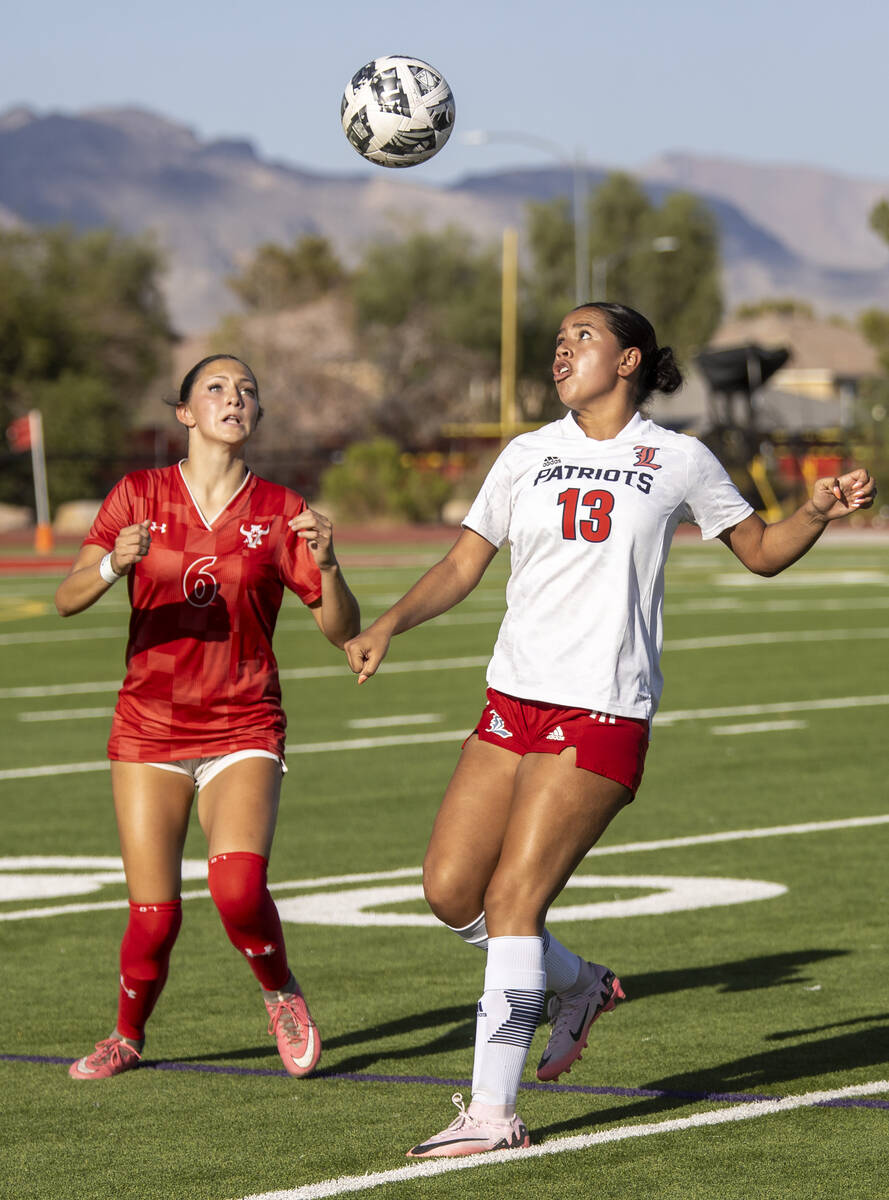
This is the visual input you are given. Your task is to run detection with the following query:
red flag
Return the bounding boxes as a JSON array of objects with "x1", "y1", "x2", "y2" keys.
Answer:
[{"x1": 6, "y1": 415, "x2": 32, "y2": 452}]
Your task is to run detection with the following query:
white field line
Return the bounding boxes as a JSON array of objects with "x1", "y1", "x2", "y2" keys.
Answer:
[
  {"x1": 2, "y1": 695, "x2": 889, "y2": 780},
  {"x1": 3, "y1": 592, "x2": 889, "y2": 645},
  {"x1": 663, "y1": 627, "x2": 889, "y2": 651},
  {"x1": 239, "y1": 1081, "x2": 889, "y2": 1200},
  {"x1": 712, "y1": 720, "x2": 807, "y2": 736},
  {"x1": 18, "y1": 707, "x2": 115, "y2": 723},
  {"x1": 1, "y1": 618, "x2": 887, "y2": 699},
  {"x1": 4, "y1": 815, "x2": 887, "y2": 921},
  {"x1": 347, "y1": 713, "x2": 441, "y2": 729}
]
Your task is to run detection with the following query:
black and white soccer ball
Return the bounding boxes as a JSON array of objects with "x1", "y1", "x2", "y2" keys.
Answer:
[{"x1": 340, "y1": 55, "x2": 455, "y2": 168}]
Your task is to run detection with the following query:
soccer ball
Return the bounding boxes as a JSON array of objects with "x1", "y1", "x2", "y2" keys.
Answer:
[{"x1": 340, "y1": 55, "x2": 455, "y2": 168}]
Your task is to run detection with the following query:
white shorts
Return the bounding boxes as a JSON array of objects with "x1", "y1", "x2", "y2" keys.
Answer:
[{"x1": 145, "y1": 749, "x2": 286, "y2": 791}]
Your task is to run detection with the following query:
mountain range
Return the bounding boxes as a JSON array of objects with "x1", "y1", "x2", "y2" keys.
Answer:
[{"x1": 1, "y1": 105, "x2": 888, "y2": 334}]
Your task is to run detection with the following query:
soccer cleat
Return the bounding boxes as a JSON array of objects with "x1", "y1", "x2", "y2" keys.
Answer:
[
  {"x1": 265, "y1": 986, "x2": 321, "y2": 1077},
  {"x1": 69, "y1": 1036, "x2": 142, "y2": 1080},
  {"x1": 406, "y1": 1093, "x2": 530, "y2": 1159},
  {"x1": 536, "y1": 964, "x2": 625, "y2": 1082}
]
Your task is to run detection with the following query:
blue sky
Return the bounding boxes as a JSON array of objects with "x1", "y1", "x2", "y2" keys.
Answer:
[{"x1": 2, "y1": 0, "x2": 887, "y2": 183}]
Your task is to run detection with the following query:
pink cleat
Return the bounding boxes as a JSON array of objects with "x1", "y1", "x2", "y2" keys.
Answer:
[
  {"x1": 265, "y1": 985, "x2": 321, "y2": 1077},
  {"x1": 536, "y1": 964, "x2": 625, "y2": 1082},
  {"x1": 69, "y1": 1036, "x2": 142, "y2": 1080},
  {"x1": 406, "y1": 1094, "x2": 530, "y2": 1159}
]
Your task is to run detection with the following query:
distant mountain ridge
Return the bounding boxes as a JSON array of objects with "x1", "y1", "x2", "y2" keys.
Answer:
[{"x1": 1, "y1": 104, "x2": 887, "y2": 333}]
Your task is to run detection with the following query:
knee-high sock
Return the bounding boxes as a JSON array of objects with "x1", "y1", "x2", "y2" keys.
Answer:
[
  {"x1": 207, "y1": 852, "x2": 290, "y2": 992},
  {"x1": 117, "y1": 899, "x2": 182, "y2": 1041},
  {"x1": 470, "y1": 935, "x2": 545, "y2": 1114},
  {"x1": 447, "y1": 913, "x2": 584, "y2": 994}
]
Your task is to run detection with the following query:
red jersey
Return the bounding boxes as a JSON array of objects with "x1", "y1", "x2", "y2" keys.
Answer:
[{"x1": 84, "y1": 464, "x2": 322, "y2": 762}]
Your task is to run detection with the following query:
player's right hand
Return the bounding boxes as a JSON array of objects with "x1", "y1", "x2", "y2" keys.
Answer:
[
  {"x1": 111, "y1": 520, "x2": 152, "y2": 575},
  {"x1": 344, "y1": 626, "x2": 392, "y2": 684}
]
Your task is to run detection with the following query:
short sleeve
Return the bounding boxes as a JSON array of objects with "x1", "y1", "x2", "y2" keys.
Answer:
[
  {"x1": 683, "y1": 440, "x2": 754, "y2": 540},
  {"x1": 82, "y1": 478, "x2": 138, "y2": 550},
  {"x1": 461, "y1": 447, "x2": 515, "y2": 548},
  {"x1": 276, "y1": 492, "x2": 323, "y2": 605}
]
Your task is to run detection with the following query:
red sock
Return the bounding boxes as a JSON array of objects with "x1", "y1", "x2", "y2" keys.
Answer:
[
  {"x1": 118, "y1": 899, "x2": 182, "y2": 1041},
  {"x1": 207, "y1": 852, "x2": 290, "y2": 991}
]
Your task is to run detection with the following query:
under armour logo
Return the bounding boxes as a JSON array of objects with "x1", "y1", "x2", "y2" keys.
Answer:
[
  {"x1": 485, "y1": 709, "x2": 513, "y2": 739},
  {"x1": 245, "y1": 943, "x2": 277, "y2": 958},
  {"x1": 633, "y1": 446, "x2": 661, "y2": 469},
  {"x1": 240, "y1": 523, "x2": 270, "y2": 549},
  {"x1": 150, "y1": 522, "x2": 167, "y2": 533}
]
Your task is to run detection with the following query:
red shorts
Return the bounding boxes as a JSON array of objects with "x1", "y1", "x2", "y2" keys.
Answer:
[{"x1": 470, "y1": 687, "x2": 649, "y2": 796}]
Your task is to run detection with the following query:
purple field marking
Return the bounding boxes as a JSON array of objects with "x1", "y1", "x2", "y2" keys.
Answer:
[{"x1": 4, "y1": 1053, "x2": 888, "y2": 1109}]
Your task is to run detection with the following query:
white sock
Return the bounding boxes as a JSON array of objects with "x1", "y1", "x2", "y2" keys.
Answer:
[
  {"x1": 470, "y1": 936, "x2": 545, "y2": 1114},
  {"x1": 448, "y1": 913, "x2": 585, "y2": 994}
]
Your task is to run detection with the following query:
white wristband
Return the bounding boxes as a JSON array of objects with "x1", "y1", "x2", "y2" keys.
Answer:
[{"x1": 98, "y1": 552, "x2": 123, "y2": 584}]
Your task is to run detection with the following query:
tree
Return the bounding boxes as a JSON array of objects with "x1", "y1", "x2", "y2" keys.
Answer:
[
  {"x1": 228, "y1": 235, "x2": 346, "y2": 312},
  {"x1": 350, "y1": 227, "x2": 504, "y2": 442},
  {"x1": 0, "y1": 227, "x2": 172, "y2": 508},
  {"x1": 524, "y1": 173, "x2": 723, "y2": 371},
  {"x1": 352, "y1": 226, "x2": 502, "y2": 352}
]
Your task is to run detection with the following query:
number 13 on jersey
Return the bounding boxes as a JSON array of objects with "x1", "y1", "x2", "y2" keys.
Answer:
[{"x1": 557, "y1": 488, "x2": 614, "y2": 542}]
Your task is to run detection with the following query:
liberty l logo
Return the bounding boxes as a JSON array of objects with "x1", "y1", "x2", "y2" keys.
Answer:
[{"x1": 633, "y1": 446, "x2": 661, "y2": 469}]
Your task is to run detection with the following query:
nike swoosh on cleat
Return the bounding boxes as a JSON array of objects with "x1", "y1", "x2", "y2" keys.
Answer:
[
  {"x1": 568, "y1": 1003, "x2": 591, "y2": 1042},
  {"x1": 291, "y1": 1024, "x2": 317, "y2": 1070}
]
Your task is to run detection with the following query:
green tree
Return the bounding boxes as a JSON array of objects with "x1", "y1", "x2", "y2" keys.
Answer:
[
  {"x1": 525, "y1": 172, "x2": 722, "y2": 369},
  {"x1": 352, "y1": 226, "x2": 502, "y2": 352},
  {"x1": 0, "y1": 227, "x2": 172, "y2": 509},
  {"x1": 870, "y1": 199, "x2": 889, "y2": 247},
  {"x1": 228, "y1": 235, "x2": 346, "y2": 312},
  {"x1": 319, "y1": 437, "x2": 451, "y2": 522}
]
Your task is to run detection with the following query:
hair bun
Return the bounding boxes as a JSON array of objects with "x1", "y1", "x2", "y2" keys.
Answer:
[{"x1": 652, "y1": 345, "x2": 683, "y2": 396}]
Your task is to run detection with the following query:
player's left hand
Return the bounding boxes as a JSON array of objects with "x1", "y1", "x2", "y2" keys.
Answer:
[
  {"x1": 289, "y1": 509, "x2": 337, "y2": 568},
  {"x1": 810, "y1": 469, "x2": 876, "y2": 521}
]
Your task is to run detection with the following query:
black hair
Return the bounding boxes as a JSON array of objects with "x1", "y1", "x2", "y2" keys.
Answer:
[
  {"x1": 572, "y1": 302, "x2": 683, "y2": 406},
  {"x1": 169, "y1": 354, "x2": 263, "y2": 421}
]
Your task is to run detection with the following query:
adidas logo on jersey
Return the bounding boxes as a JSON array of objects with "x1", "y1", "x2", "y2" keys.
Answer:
[
  {"x1": 545, "y1": 726, "x2": 566, "y2": 741},
  {"x1": 542, "y1": 456, "x2": 562, "y2": 467},
  {"x1": 485, "y1": 709, "x2": 513, "y2": 739}
]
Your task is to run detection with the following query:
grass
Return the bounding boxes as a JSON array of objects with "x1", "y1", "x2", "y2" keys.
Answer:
[{"x1": 1, "y1": 530, "x2": 888, "y2": 1200}]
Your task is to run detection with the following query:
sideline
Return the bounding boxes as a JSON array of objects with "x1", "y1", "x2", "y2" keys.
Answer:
[{"x1": 237, "y1": 1081, "x2": 889, "y2": 1200}]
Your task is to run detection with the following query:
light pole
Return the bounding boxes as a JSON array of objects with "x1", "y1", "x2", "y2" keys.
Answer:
[
  {"x1": 462, "y1": 130, "x2": 589, "y2": 303},
  {"x1": 591, "y1": 236, "x2": 680, "y2": 300}
]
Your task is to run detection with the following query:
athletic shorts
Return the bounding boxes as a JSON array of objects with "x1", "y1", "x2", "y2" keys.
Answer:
[
  {"x1": 144, "y1": 749, "x2": 286, "y2": 792},
  {"x1": 469, "y1": 687, "x2": 649, "y2": 796}
]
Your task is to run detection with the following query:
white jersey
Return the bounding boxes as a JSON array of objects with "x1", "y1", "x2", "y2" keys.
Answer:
[{"x1": 462, "y1": 411, "x2": 753, "y2": 721}]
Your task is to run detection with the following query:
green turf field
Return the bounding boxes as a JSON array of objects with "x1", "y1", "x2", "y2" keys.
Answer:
[{"x1": 1, "y1": 531, "x2": 888, "y2": 1200}]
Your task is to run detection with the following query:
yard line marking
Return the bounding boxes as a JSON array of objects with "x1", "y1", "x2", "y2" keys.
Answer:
[
  {"x1": 583, "y1": 814, "x2": 889, "y2": 858},
  {"x1": 237, "y1": 1081, "x2": 889, "y2": 1199},
  {"x1": 18, "y1": 707, "x2": 114, "y2": 723},
  {"x1": 654, "y1": 693, "x2": 889, "y2": 724},
  {"x1": 347, "y1": 713, "x2": 441, "y2": 729},
  {"x1": 0, "y1": 680, "x2": 122, "y2": 700},
  {"x1": 0, "y1": 760, "x2": 110, "y2": 780},
  {"x1": 0, "y1": 627, "x2": 123, "y2": 646},
  {"x1": 664, "y1": 628, "x2": 889, "y2": 651},
  {"x1": 716, "y1": 570, "x2": 889, "y2": 587},
  {"x1": 4, "y1": 816, "x2": 886, "y2": 921},
  {"x1": 3, "y1": 696, "x2": 889, "y2": 777},
  {"x1": 711, "y1": 720, "x2": 808, "y2": 736}
]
